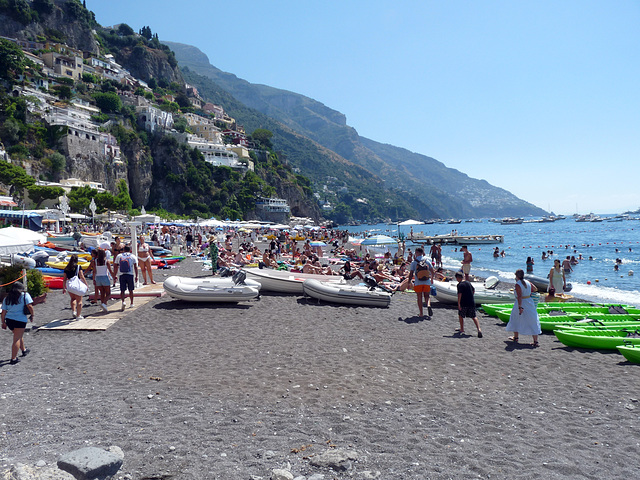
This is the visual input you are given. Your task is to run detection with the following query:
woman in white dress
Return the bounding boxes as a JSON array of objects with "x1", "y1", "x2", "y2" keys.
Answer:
[
  {"x1": 548, "y1": 259, "x2": 566, "y2": 294},
  {"x1": 506, "y1": 269, "x2": 541, "y2": 347}
]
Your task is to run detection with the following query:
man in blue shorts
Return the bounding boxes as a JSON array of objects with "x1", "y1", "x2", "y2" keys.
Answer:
[{"x1": 113, "y1": 245, "x2": 139, "y2": 311}]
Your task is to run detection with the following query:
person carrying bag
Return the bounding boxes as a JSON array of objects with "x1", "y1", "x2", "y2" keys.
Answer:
[
  {"x1": 63, "y1": 254, "x2": 88, "y2": 320},
  {"x1": 1, "y1": 281, "x2": 34, "y2": 365}
]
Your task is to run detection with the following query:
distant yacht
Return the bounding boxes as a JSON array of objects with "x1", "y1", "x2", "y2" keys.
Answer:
[{"x1": 500, "y1": 217, "x2": 524, "y2": 225}]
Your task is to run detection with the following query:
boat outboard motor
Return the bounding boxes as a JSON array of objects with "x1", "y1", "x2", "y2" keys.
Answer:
[
  {"x1": 31, "y1": 250, "x2": 49, "y2": 268},
  {"x1": 364, "y1": 274, "x2": 379, "y2": 291},
  {"x1": 232, "y1": 270, "x2": 247, "y2": 285},
  {"x1": 217, "y1": 266, "x2": 231, "y2": 277},
  {"x1": 485, "y1": 276, "x2": 499, "y2": 290}
]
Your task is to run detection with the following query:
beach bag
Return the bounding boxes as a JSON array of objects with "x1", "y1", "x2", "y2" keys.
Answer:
[
  {"x1": 416, "y1": 259, "x2": 432, "y2": 281},
  {"x1": 531, "y1": 291, "x2": 540, "y2": 307},
  {"x1": 67, "y1": 266, "x2": 88, "y2": 296},
  {"x1": 119, "y1": 254, "x2": 131, "y2": 273}
]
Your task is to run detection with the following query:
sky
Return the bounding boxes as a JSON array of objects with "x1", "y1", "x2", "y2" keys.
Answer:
[{"x1": 88, "y1": 1, "x2": 640, "y2": 215}]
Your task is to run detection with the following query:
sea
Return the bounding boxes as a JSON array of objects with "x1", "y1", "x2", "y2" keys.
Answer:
[{"x1": 340, "y1": 217, "x2": 640, "y2": 307}]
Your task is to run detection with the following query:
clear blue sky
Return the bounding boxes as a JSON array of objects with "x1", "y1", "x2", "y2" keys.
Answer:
[{"x1": 89, "y1": 0, "x2": 640, "y2": 215}]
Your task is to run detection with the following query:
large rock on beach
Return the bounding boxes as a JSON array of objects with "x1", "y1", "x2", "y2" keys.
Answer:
[
  {"x1": 2, "y1": 463, "x2": 76, "y2": 480},
  {"x1": 308, "y1": 448, "x2": 359, "y2": 471},
  {"x1": 56, "y1": 447, "x2": 123, "y2": 480}
]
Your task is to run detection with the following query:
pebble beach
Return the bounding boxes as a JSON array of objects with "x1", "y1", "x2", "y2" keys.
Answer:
[{"x1": 1, "y1": 254, "x2": 640, "y2": 479}]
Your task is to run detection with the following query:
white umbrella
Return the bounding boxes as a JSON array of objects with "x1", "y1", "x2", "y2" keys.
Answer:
[
  {"x1": 361, "y1": 234, "x2": 397, "y2": 246},
  {"x1": 398, "y1": 219, "x2": 424, "y2": 225}
]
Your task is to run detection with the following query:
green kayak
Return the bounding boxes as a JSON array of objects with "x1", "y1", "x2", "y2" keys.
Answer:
[
  {"x1": 616, "y1": 345, "x2": 640, "y2": 364},
  {"x1": 554, "y1": 328, "x2": 640, "y2": 350},
  {"x1": 541, "y1": 315, "x2": 640, "y2": 331},
  {"x1": 538, "y1": 305, "x2": 640, "y2": 315},
  {"x1": 495, "y1": 309, "x2": 582, "y2": 326},
  {"x1": 556, "y1": 323, "x2": 640, "y2": 332},
  {"x1": 481, "y1": 302, "x2": 639, "y2": 318}
]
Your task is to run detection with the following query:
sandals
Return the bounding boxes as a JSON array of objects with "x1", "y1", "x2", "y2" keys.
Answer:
[
  {"x1": 531, "y1": 341, "x2": 540, "y2": 348},
  {"x1": 508, "y1": 336, "x2": 519, "y2": 343}
]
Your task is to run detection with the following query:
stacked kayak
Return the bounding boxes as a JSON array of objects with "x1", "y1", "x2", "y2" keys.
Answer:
[
  {"x1": 554, "y1": 328, "x2": 640, "y2": 350},
  {"x1": 617, "y1": 345, "x2": 640, "y2": 364}
]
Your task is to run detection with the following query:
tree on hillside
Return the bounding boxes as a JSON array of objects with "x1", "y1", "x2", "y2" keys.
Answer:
[
  {"x1": 0, "y1": 39, "x2": 28, "y2": 85},
  {"x1": 139, "y1": 26, "x2": 152, "y2": 40},
  {"x1": 113, "y1": 180, "x2": 132, "y2": 212},
  {"x1": 251, "y1": 129, "x2": 273, "y2": 149},
  {"x1": 92, "y1": 92, "x2": 122, "y2": 113},
  {"x1": 67, "y1": 185, "x2": 95, "y2": 214},
  {"x1": 27, "y1": 185, "x2": 64, "y2": 209},
  {"x1": 117, "y1": 23, "x2": 135, "y2": 37},
  {"x1": 0, "y1": 160, "x2": 35, "y2": 196}
]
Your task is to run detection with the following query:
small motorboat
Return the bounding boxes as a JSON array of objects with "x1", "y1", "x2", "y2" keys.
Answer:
[
  {"x1": 432, "y1": 277, "x2": 514, "y2": 305},
  {"x1": 163, "y1": 273, "x2": 261, "y2": 302},
  {"x1": 303, "y1": 277, "x2": 392, "y2": 307},
  {"x1": 243, "y1": 268, "x2": 345, "y2": 294}
]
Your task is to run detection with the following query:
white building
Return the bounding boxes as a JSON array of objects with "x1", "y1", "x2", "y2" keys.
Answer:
[{"x1": 137, "y1": 105, "x2": 174, "y2": 133}]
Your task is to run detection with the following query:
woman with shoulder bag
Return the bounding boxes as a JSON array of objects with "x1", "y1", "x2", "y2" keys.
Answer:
[
  {"x1": 1, "y1": 281, "x2": 34, "y2": 365},
  {"x1": 63, "y1": 254, "x2": 88, "y2": 320}
]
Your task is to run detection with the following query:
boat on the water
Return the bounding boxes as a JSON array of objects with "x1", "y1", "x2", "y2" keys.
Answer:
[
  {"x1": 500, "y1": 217, "x2": 524, "y2": 225},
  {"x1": 617, "y1": 344, "x2": 640, "y2": 363},
  {"x1": 163, "y1": 275, "x2": 261, "y2": 302},
  {"x1": 243, "y1": 268, "x2": 345, "y2": 294},
  {"x1": 302, "y1": 278, "x2": 392, "y2": 307},
  {"x1": 432, "y1": 278, "x2": 514, "y2": 305}
]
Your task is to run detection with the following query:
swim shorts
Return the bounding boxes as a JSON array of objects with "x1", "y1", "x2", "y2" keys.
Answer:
[
  {"x1": 462, "y1": 264, "x2": 471, "y2": 274},
  {"x1": 414, "y1": 284, "x2": 431, "y2": 293},
  {"x1": 458, "y1": 306, "x2": 477, "y2": 318}
]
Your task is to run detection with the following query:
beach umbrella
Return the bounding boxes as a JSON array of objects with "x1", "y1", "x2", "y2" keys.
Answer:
[
  {"x1": 361, "y1": 234, "x2": 397, "y2": 246},
  {"x1": 309, "y1": 240, "x2": 326, "y2": 247},
  {"x1": 398, "y1": 219, "x2": 424, "y2": 225}
]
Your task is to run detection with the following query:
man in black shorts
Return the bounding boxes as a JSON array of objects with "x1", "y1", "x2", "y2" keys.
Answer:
[{"x1": 455, "y1": 271, "x2": 483, "y2": 338}]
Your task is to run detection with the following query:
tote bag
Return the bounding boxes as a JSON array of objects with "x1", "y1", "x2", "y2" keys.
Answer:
[{"x1": 67, "y1": 266, "x2": 88, "y2": 296}]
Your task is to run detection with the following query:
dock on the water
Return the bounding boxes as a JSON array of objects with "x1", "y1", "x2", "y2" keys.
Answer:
[{"x1": 408, "y1": 233, "x2": 504, "y2": 245}]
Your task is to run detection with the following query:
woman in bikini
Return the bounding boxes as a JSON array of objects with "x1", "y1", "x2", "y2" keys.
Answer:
[{"x1": 137, "y1": 235, "x2": 156, "y2": 285}]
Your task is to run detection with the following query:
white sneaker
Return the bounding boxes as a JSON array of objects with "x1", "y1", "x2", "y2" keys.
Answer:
[
  {"x1": 129, "y1": 303, "x2": 134, "y2": 309},
  {"x1": 101, "y1": 303, "x2": 108, "y2": 312},
  {"x1": 76, "y1": 315, "x2": 84, "y2": 320},
  {"x1": 120, "y1": 302, "x2": 126, "y2": 311},
  {"x1": 72, "y1": 312, "x2": 77, "y2": 319}
]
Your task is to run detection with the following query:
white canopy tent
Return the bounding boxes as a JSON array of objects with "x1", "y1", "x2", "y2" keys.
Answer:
[
  {"x1": 0, "y1": 236, "x2": 35, "y2": 255},
  {"x1": 0, "y1": 226, "x2": 47, "y2": 245}
]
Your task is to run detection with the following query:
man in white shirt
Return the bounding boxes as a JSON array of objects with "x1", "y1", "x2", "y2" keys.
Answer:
[{"x1": 112, "y1": 245, "x2": 139, "y2": 311}]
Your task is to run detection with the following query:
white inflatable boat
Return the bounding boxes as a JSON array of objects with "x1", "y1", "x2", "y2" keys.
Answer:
[
  {"x1": 302, "y1": 279, "x2": 392, "y2": 307},
  {"x1": 243, "y1": 268, "x2": 345, "y2": 294},
  {"x1": 432, "y1": 277, "x2": 514, "y2": 305},
  {"x1": 163, "y1": 274, "x2": 261, "y2": 302}
]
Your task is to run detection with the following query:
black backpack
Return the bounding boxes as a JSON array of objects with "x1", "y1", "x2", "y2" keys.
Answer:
[{"x1": 416, "y1": 259, "x2": 432, "y2": 281}]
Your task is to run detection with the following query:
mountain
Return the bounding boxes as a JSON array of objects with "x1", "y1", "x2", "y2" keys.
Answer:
[{"x1": 165, "y1": 41, "x2": 546, "y2": 219}]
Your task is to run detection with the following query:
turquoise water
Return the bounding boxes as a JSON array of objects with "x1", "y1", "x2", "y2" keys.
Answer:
[{"x1": 341, "y1": 218, "x2": 640, "y2": 306}]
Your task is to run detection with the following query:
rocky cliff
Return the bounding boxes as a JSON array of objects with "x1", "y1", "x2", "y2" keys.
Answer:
[{"x1": 0, "y1": 0, "x2": 99, "y2": 54}]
